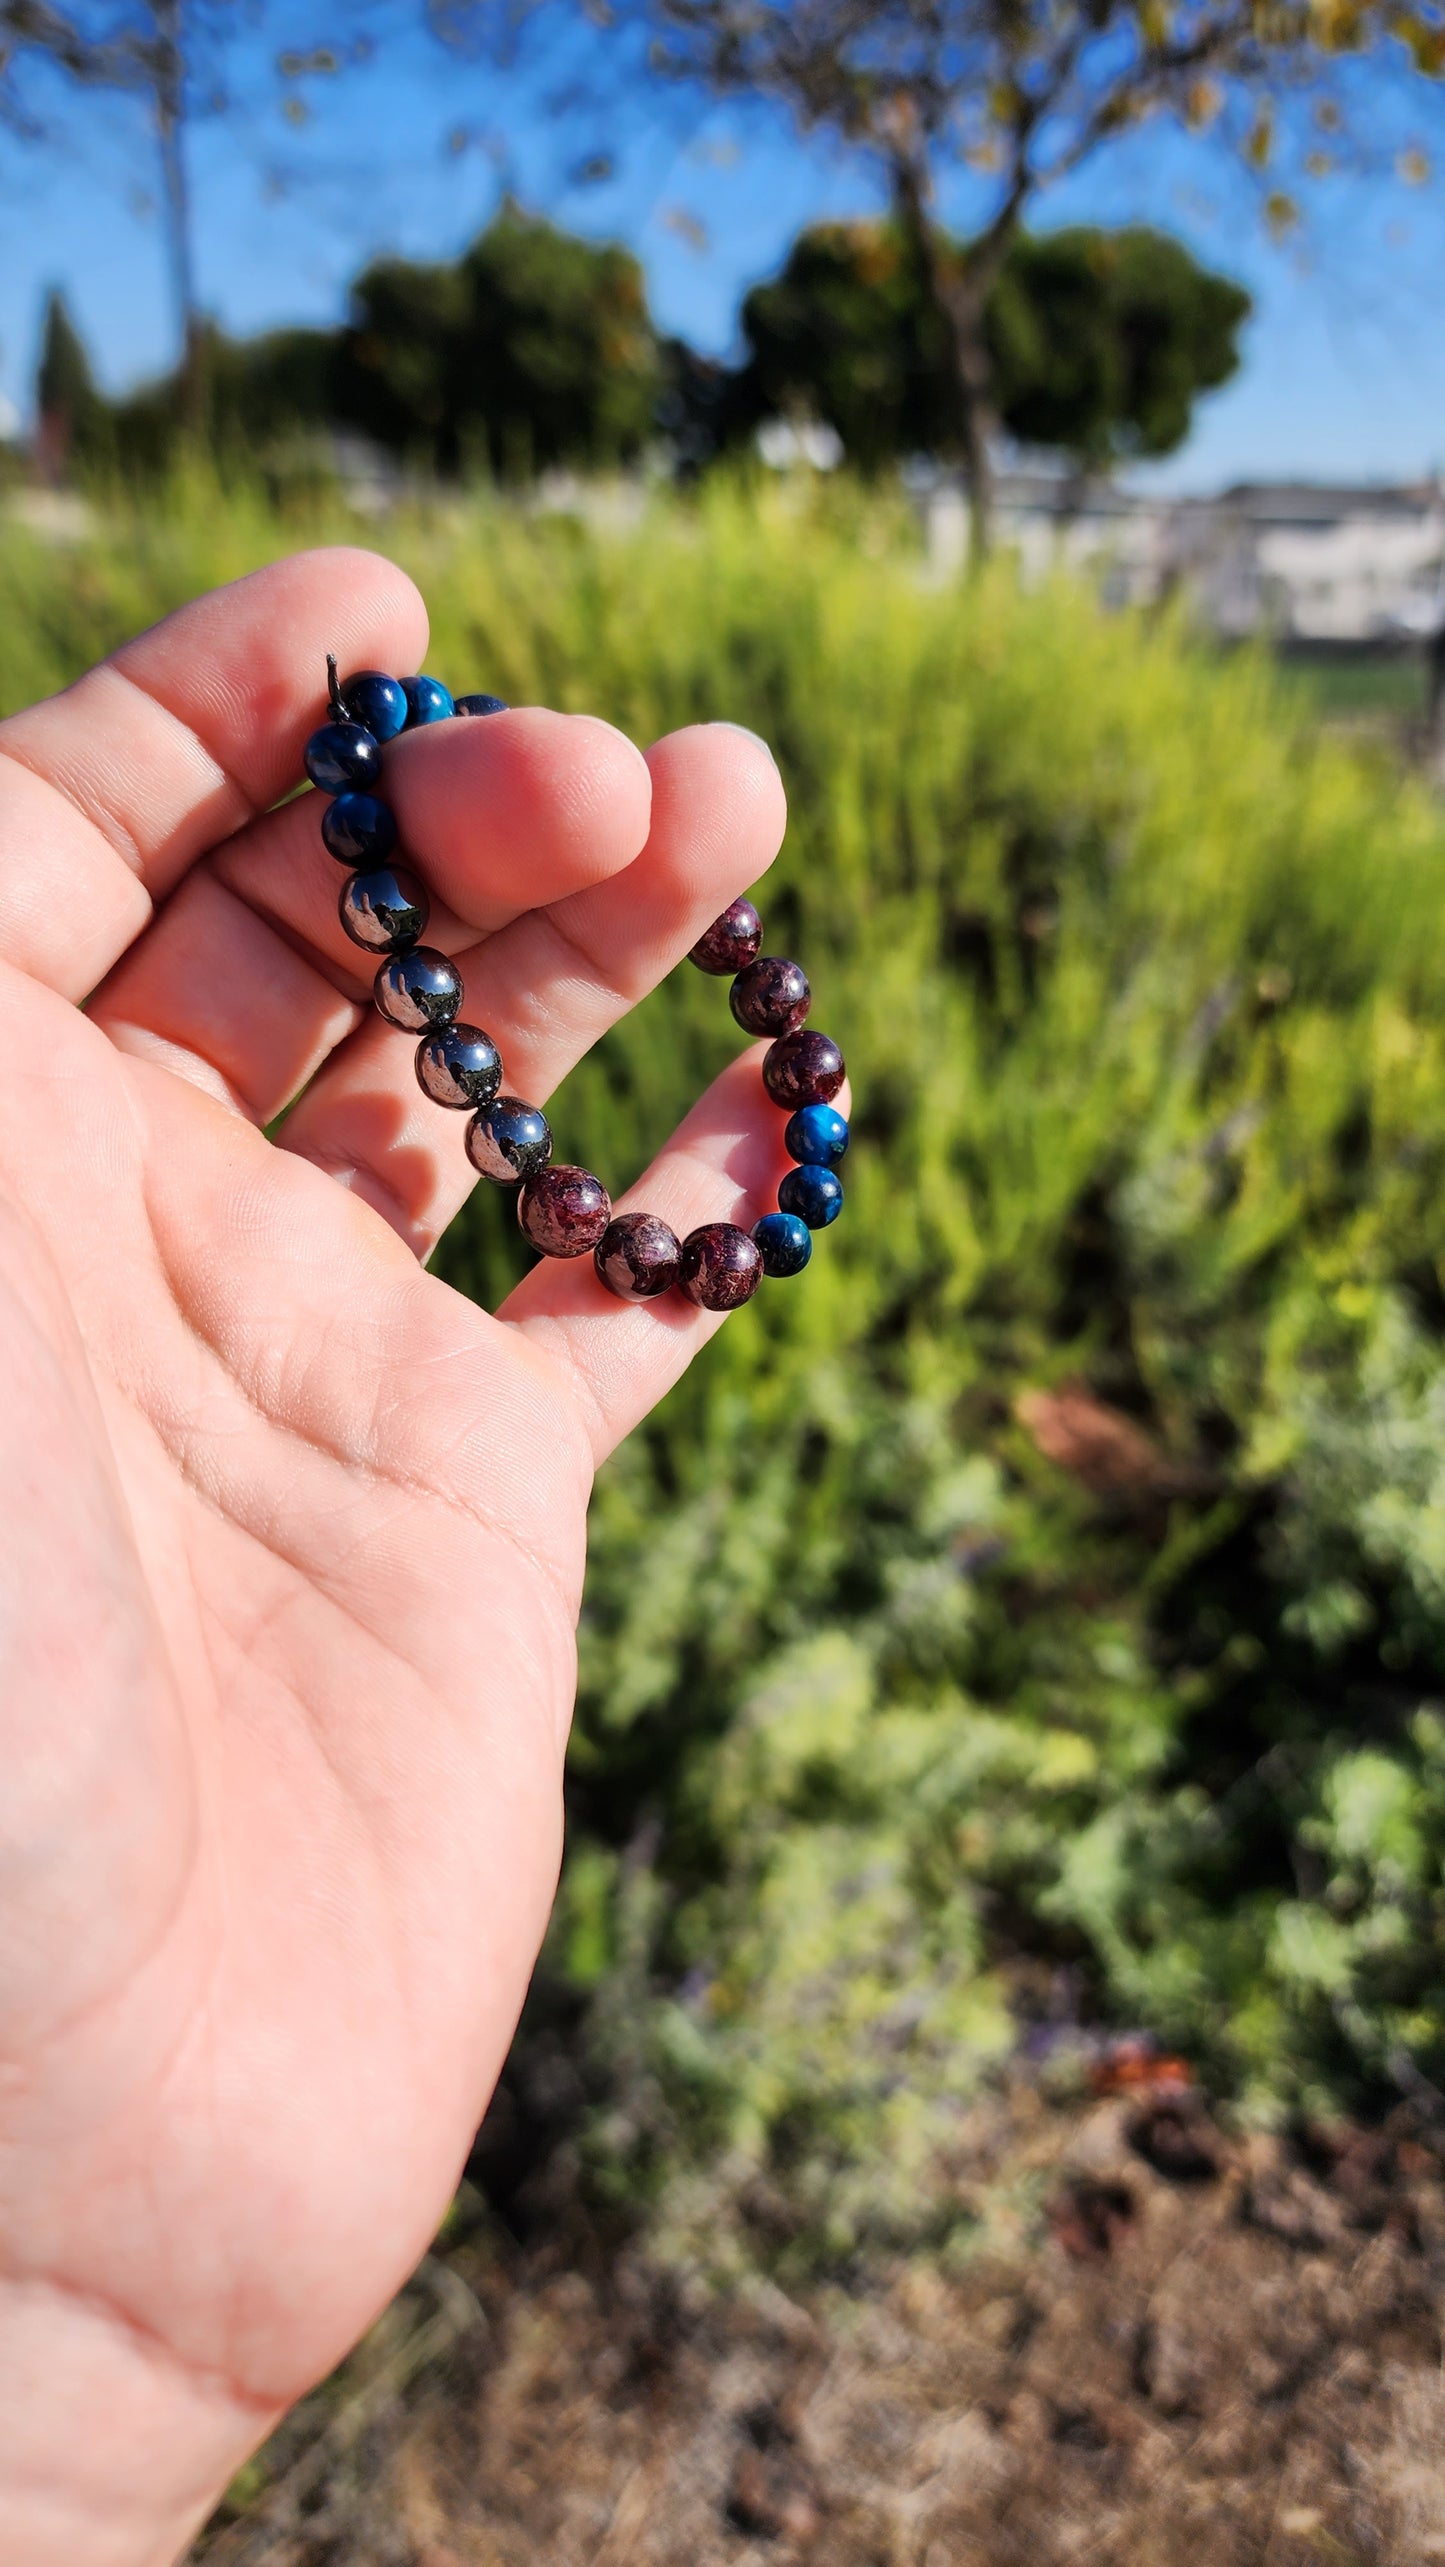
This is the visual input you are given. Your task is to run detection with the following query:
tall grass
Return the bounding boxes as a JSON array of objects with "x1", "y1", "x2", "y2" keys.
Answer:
[{"x1": 12, "y1": 474, "x2": 1445, "y2": 2272}]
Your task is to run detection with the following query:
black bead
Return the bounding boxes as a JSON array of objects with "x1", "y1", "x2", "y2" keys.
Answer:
[
  {"x1": 415, "y1": 1022, "x2": 503, "y2": 1110},
  {"x1": 305, "y1": 721, "x2": 382, "y2": 795},
  {"x1": 465, "y1": 1096, "x2": 552, "y2": 1185},
  {"x1": 374, "y1": 947, "x2": 463, "y2": 1033},
  {"x1": 730, "y1": 956, "x2": 811, "y2": 1038},
  {"x1": 321, "y1": 790, "x2": 397, "y2": 868},
  {"x1": 339, "y1": 865, "x2": 430, "y2": 954},
  {"x1": 455, "y1": 692, "x2": 509, "y2": 717}
]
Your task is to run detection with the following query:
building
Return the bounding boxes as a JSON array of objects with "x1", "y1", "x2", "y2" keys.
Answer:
[{"x1": 916, "y1": 465, "x2": 1445, "y2": 648}]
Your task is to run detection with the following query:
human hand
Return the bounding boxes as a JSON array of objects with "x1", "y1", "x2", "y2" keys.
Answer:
[{"x1": 0, "y1": 551, "x2": 788, "y2": 2564}]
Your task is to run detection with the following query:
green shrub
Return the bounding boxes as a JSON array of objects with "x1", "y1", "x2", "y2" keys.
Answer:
[{"x1": 8, "y1": 478, "x2": 1445, "y2": 2274}]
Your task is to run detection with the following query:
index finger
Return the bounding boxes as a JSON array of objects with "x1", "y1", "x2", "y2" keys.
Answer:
[{"x1": 0, "y1": 546, "x2": 429, "y2": 999}]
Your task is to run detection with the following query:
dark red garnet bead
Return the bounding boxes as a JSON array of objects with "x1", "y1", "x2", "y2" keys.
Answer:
[
  {"x1": 688, "y1": 897, "x2": 763, "y2": 977},
  {"x1": 730, "y1": 955, "x2": 811, "y2": 1038},
  {"x1": 594, "y1": 1212, "x2": 682, "y2": 1301},
  {"x1": 518, "y1": 1164, "x2": 612, "y2": 1257},
  {"x1": 678, "y1": 1222, "x2": 762, "y2": 1311},
  {"x1": 761, "y1": 1030, "x2": 846, "y2": 1110}
]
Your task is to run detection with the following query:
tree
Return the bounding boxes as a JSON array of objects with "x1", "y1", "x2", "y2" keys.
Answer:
[
  {"x1": 338, "y1": 204, "x2": 662, "y2": 476},
  {"x1": 734, "y1": 218, "x2": 1250, "y2": 476},
  {"x1": 488, "y1": 0, "x2": 1444, "y2": 550},
  {"x1": 34, "y1": 284, "x2": 110, "y2": 478},
  {"x1": 991, "y1": 227, "x2": 1250, "y2": 472},
  {"x1": 0, "y1": 2, "x2": 268, "y2": 439}
]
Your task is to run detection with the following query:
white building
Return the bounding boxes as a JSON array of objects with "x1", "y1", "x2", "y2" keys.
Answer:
[{"x1": 915, "y1": 464, "x2": 1445, "y2": 647}]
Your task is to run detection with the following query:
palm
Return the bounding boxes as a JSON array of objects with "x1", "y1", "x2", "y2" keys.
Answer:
[{"x1": 0, "y1": 551, "x2": 786, "y2": 2562}]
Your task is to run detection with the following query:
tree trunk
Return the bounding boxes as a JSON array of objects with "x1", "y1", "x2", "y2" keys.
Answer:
[
  {"x1": 937, "y1": 279, "x2": 997, "y2": 563},
  {"x1": 151, "y1": 0, "x2": 207, "y2": 443},
  {"x1": 889, "y1": 154, "x2": 1005, "y2": 563}
]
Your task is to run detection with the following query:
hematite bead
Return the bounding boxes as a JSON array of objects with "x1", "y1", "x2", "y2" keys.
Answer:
[
  {"x1": 762, "y1": 1030, "x2": 846, "y2": 1110},
  {"x1": 402, "y1": 674, "x2": 455, "y2": 727},
  {"x1": 466, "y1": 1096, "x2": 552, "y2": 1186},
  {"x1": 754, "y1": 1211, "x2": 813, "y2": 1277},
  {"x1": 689, "y1": 898, "x2": 763, "y2": 976},
  {"x1": 518, "y1": 1164, "x2": 611, "y2": 1257},
  {"x1": 305, "y1": 721, "x2": 382, "y2": 795},
  {"x1": 340, "y1": 669, "x2": 407, "y2": 741},
  {"x1": 374, "y1": 947, "x2": 462, "y2": 1032},
  {"x1": 322, "y1": 790, "x2": 397, "y2": 868},
  {"x1": 594, "y1": 1211, "x2": 681, "y2": 1300},
  {"x1": 455, "y1": 692, "x2": 509, "y2": 717},
  {"x1": 679, "y1": 1223, "x2": 762, "y2": 1311},
  {"x1": 730, "y1": 955, "x2": 811, "y2": 1038},
  {"x1": 778, "y1": 1163, "x2": 843, "y2": 1229},
  {"x1": 784, "y1": 1102, "x2": 849, "y2": 1169},
  {"x1": 415, "y1": 1022, "x2": 503, "y2": 1109},
  {"x1": 339, "y1": 865, "x2": 430, "y2": 954}
]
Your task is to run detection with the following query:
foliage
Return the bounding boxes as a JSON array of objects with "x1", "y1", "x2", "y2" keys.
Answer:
[
  {"x1": 338, "y1": 206, "x2": 663, "y2": 477},
  {"x1": 737, "y1": 218, "x2": 1250, "y2": 472},
  {"x1": 991, "y1": 227, "x2": 1251, "y2": 466},
  {"x1": 67, "y1": 207, "x2": 664, "y2": 482},
  {"x1": 8, "y1": 480, "x2": 1445, "y2": 2277},
  {"x1": 500, "y1": 0, "x2": 1445, "y2": 542}
]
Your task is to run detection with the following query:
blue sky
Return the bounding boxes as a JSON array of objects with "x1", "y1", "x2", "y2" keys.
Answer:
[{"x1": 3, "y1": 17, "x2": 1445, "y2": 490}]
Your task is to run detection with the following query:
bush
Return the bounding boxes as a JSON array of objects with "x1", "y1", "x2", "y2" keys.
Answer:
[{"x1": 7, "y1": 479, "x2": 1445, "y2": 2275}]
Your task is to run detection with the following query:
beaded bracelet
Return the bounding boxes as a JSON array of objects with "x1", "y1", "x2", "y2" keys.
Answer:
[{"x1": 305, "y1": 658, "x2": 848, "y2": 1311}]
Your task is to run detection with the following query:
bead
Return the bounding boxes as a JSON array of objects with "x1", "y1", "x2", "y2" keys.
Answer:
[
  {"x1": 374, "y1": 947, "x2": 462, "y2": 1032},
  {"x1": 762, "y1": 1030, "x2": 845, "y2": 1110},
  {"x1": 415, "y1": 1022, "x2": 503, "y2": 1110},
  {"x1": 339, "y1": 865, "x2": 430, "y2": 954},
  {"x1": 784, "y1": 1102, "x2": 849, "y2": 1168},
  {"x1": 305, "y1": 721, "x2": 382, "y2": 795},
  {"x1": 678, "y1": 1222, "x2": 762, "y2": 1310},
  {"x1": 321, "y1": 790, "x2": 398, "y2": 868},
  {"x1": 754, "y1": 1211, "x2": 813, "y2": 1277},
  {"x1": 730, "y1": 955, "x2": 810, "y2": 1038},
  {"x1": 778, "y1": 1163, "x2": 843, "y2": 1229},
  {"x1": 402, "y1": 674, "x2": 455, "y2": 727},
  {"x1": 594, "y1": 1211, "x2": 681, "y2": 1300},
  {"x1": 689, "y1": 898, "x2": 763, "y2": 976},
  {"x1": 339, "y1": 669, "x2": 408, "y2": 741},
  {"x1": 455, "y1": 692, "x2": 509, "y2": 717},
  {"x1": 518, "y1": 1164, "x2": 611, "y2": 1256},
  {"x1": 466, "y1": 1096, "x2": 553, "y2": 1186}
]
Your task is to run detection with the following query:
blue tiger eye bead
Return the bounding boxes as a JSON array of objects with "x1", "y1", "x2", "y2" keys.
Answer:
[
  {"x1": 784, "y1": 1103, "x2": 849, "y2": 1169},
  {"x1": 374, "y1": 947, "x2": 463, "y2": 1033},
  {"x1": 321, "y1": 791, "x2": 397, "y2": 868},
  {"x1": 466, "y1": 1096, "x2": 553, "y2": 1186},
  {"x1": 340, "y1": 669, "x2": 408, "y2": 741},
  {"x1": 401, "y1": 674, "x2": 455, "y2": 728},
  {"x1": 455, "y1": 692, "x2": 509, "y2": 717},
  {"x1": 415, "y1": 1022, "x2": 503, "y2": 1110},
  {"x1": 778, "y1": 1163, "x2": 843, "y2": 1229},
  {"x1": 338, "y1": 865, "x2": 429, "y2": 954},
  {"x1": 305, "y1": 721, "x2": 382, "y2": 795},
  {"x1": 754, "y1": 1211, "x2": 813, "y2": 1277}
]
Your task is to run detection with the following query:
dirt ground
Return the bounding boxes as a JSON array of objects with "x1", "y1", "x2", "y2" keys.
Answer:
[{"x1": 194, "y1": 2071, "x2": 1445, "y2": 2567}]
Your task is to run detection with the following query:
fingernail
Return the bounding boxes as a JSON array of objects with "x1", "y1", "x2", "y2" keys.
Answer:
[{"x1": 710, "y1": 720, "x2": 777, "y2": 761}]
